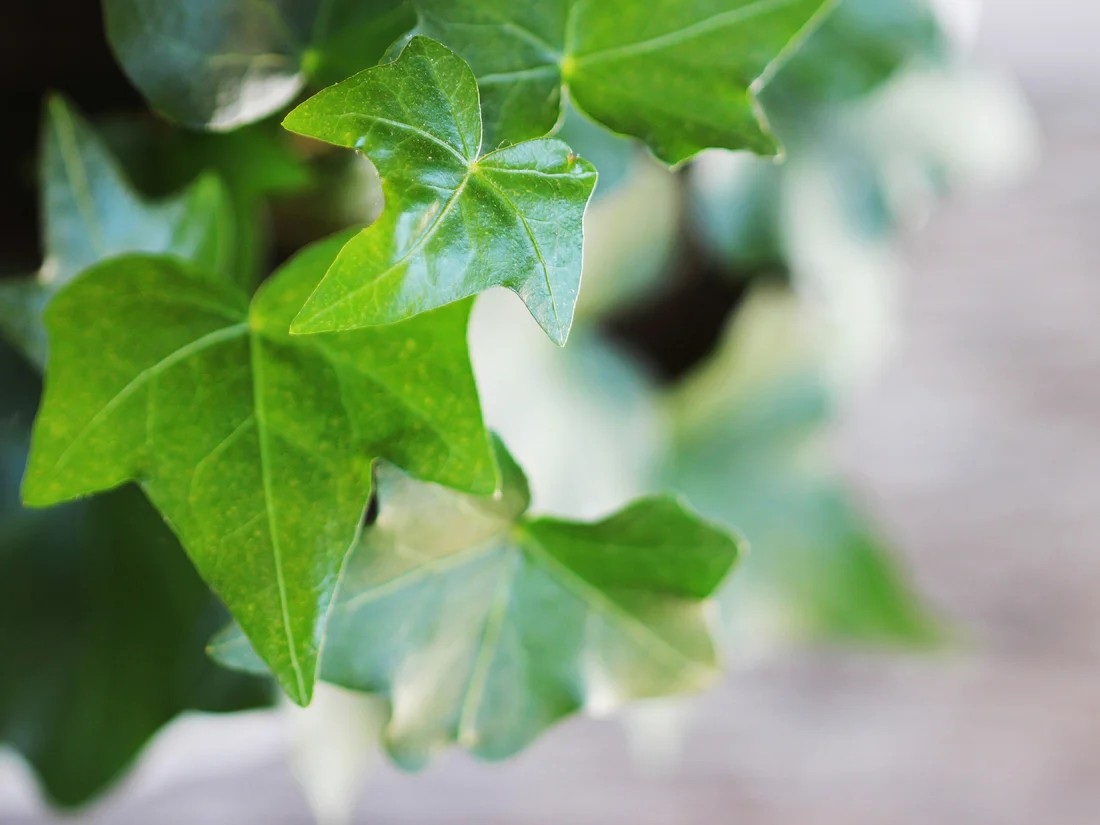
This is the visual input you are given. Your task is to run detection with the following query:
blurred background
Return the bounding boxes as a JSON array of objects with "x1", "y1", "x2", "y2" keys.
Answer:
[{"x1": 2, "y1": 0, "x2": 1098, "y2": 822}]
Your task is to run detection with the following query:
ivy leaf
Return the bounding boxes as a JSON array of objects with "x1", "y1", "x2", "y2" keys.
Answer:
[
  {"x1": 21, "y1": 231, "x2": 497, "y2": 706},
  {"x1": 103, "y1": 0, "x2": 415, "y2": 131},
  {"x1": 216, "y1": 439, "x2": 740, "y2": 767},
  {"x1": 0, "y1": 347, "x2": 270, "y2": 808},
  {"x1": 283, "y1": 36, "x2": 598, "y2": 346},
  {"x1": 0, "y1": 96, "x2": 234, "y2": 370},
  {"x1": 663, "y1": 290, "x2": 941, "y2": 645},
  {"x1": 412, "y1": 0, "x2": 834, "y2": 164}
]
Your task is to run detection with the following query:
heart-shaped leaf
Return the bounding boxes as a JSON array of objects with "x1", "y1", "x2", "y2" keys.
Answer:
[
  {"x1": 283, "y1": 36, "x2": 598, "y2": 346},
  {"x1": 22, "y1": 231, "x2": 497, "y2": 705}
]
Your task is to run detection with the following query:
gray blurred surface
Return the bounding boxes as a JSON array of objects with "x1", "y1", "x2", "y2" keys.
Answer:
[{"x1": 6, "y1": 1, "x2": 1100, "y2": 822}]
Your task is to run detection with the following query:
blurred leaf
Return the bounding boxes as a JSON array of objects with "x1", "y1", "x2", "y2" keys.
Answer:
[
  {"x1": 554, "y1": 106, "x2": 681, "y2": 320},
  {"x1": 764, "y1": 0, "x2": 943, "y2": 111},
  {"x1": 471, "y1": 292, "x2": 666, "y2": 518},
  {"x1": 663, "y1": 290, "x2": 941, "y2": 646},
  {"x1": 103, "y1": 0, "x2": 414, "y2": 131},
  {"x1": 689, "y1": 152, "x2": 784, "y2": 271},
  {"x1": 555, "y1": 105, "x2": 636, "y2": 199},
  {"x1": 0, "y1": 96, "x2": 235, "y2": 370},
  {"x1": 21, "y1": 232, "x2": 496, "y2": 706},
  {"x1": 0, "y1": 347, "x2": 270, "y2": 808},
  {"x1": 284, "y1": 37, "x2": 597, "y2": 346},
  {"x1": 309, "y1": 0, "x2": 416, "y2": 88},
  {"x1": 214, "y1": 438, "x2": 740, "y2": 767},
  {"x1": 99, "y1": 114, "x2": 316, "y2": 287},
  {"x1": 413, "y1": 0, "x2": 833, "y2": 162}
]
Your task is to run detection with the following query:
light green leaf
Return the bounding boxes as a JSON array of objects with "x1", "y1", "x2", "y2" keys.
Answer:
[
  {"x1": 216, "y1": 439, "x2": 740, "y2": 766},
  {"x1": 283, "y1": 37, "x2": 597, "y2": 345},
  {"x1": 103, "y1": 0, "x2": 415, "y2": 131},
  {"x1": 22, "y1": 231, "x2": 497, "y2": 705},
  {"x1": 0, "y1": 96, "x2": 234, "y2": 371},
  {"x1": 412, "y1": 0, "x2": 834, "y2": 163},
  {"x1": 0, "y1": 346, "x2": 271, "y2": 808},
  {"x1": 663, "y1": 290, "x2": 941, "y2": 646}
]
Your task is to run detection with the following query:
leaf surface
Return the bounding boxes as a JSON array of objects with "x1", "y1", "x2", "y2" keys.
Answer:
[
  {"x1": 0, "y1": 347, "x2": 270, "y2": 807},
  {"x1": 413, "y1": 0, "x2": 834, "y2": 163},
  {"x1": 22, "y1": 232, "x2": 496, "y2": 705},
  {"x1": 284, "y1": 36, "x2": 598, "y2": 345},
  {"x1": 103, "y1": 0, "x2": 415, "y2": 130},
  {"x1": 0, "y1": 96, "x2": 233, "y2": 370},
  {"x1": 217, "y1": 440, "x2": 739, "y2": 765}
]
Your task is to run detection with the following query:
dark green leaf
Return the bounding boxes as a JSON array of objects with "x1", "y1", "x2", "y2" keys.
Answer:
[
  {"x1": 283, "y1": 37, "x2": 598, "y2": 345},
  {"x1": 663, "y1": 290, "x2": 941, "y2": 645},
  {"x1": 0, "y1": 96, "x2": 234, "y2": 370},
  {"x1": 0, "y1": 347, "x2": 270, "y2": 808},
  {"x1": 412, "y1": 0, "x2": 834, "y2": 163},
  {"x1": 216, "y1": 439, "x2": 740, "y2": 766},
  {"x1": 103, "y1": 0, "x2": 415, "y2": 131},
  {"x1": 21, "y1": 231, "x2": 497, "y2": 705}
]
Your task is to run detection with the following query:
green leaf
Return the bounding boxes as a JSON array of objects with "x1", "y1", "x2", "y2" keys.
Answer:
[
  {"x1": 283, "y1": 37, "x2": 598, "y2": 345},
  {"x1": 412, "y1": 0, "x2": 834, "y2": 163},
  {"x1": 0, "y1": 96, "x2": 234, "y2": 371},
  {"x1": 103, "y1": 0, "x2": 415, "y2": 131},
  {"x1": 0, "y1": 347, "x2": 270, "y2": 808},
  {"x1": 662, "y1": 290, "x2": 941, "y2": 645},
  {"x1": 216, "y1": 439, "x2": 740, "y2": 767},
  {"x1": 21, "y1": 231, "x2": 497, "y2": 706},
  {"x1": 764, "y1": 0, "x2": 943, "y2": 110}
]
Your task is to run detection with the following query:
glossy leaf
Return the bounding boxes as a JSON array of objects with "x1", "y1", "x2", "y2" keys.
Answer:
[
  {"x1": 284, "y1": 37, "x2": 598, "y2": 345},
  {"x1": 0, "y1": 96, "x2": 234, "y2": 370},
  {"x1": 0, "y1": 347, "x2": 270, "y2": 808},
  {"x1": 663, "y1": 290, "x2": 941, "y2": 645},
  {"x1": 103, "y1": 0, "x2": 414, "y2": 131},
  {"x1": 22, "y1": 231, "x2": 497, "y2": 705},
  {"x1": 412, "y1": 0, "x2": 834, "y2": 163},
  {"x1": 216, "y1": 439, "x2": 739, "y2": 766}
]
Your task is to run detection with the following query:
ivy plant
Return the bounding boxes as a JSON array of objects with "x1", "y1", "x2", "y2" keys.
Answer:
[
  {"x1": 215, "y1": 439, "x2": 739, "y2": 767},
  {"x1": 0, "y1": 0, "x2": 949, "y2": 811}
]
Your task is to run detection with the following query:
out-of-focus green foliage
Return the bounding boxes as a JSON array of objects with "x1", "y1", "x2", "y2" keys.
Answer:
[
  {"x1": 0, "y1": 346, "x2": 271, "y2": 808},
  {"x1": 0, "y1": 97, "x2": 235, "y2": 369},
  {"x1": 103, "y1": 0, "x2": 414, "y2": 130},
  {"x1": 764, "y1": 0, "x2": 943, "y2": 110},
  {"x1": 662, "y1": 291, "x2": 941, "y2": 645}
]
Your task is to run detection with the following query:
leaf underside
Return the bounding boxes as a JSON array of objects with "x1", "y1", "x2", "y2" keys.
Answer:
[{"x1": 215, "y1": 440, "x2": 740, "y2": 765}]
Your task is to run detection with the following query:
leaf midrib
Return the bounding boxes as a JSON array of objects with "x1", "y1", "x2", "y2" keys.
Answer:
[
  {"x1": 248, "y1": 332, "x2": 308, "y2": 702},
  {"x1": 473, "y1": 170, "x2": 563, "y2": 340},
  {"x1": 521, "y1": 532, "x2": 714, "y2": 676}
]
